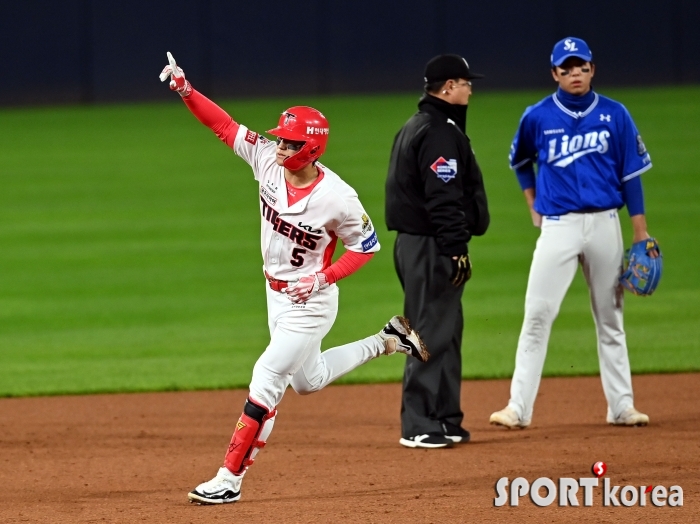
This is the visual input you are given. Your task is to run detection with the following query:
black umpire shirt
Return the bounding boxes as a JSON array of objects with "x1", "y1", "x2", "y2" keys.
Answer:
[{"x1": 385, "y1": 94, "x2": 489, "y2": 256}]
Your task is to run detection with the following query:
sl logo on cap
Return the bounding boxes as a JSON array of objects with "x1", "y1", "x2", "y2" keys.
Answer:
[
  {"x1": 563, "y1": 39, "x2": 579, "y2": 51},
  {"x1": 430, "y1": 157, "x2": 458, "y2": 182}
]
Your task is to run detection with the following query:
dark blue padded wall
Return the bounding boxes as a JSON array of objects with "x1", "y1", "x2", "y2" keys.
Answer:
[{"x1": 1, "y1": 0, "x2": 698, "y2": 105}]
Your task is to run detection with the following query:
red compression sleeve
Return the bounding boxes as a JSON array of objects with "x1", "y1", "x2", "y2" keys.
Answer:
[
  {"x1": 321, "y1": 251, "x2": 374, "y2": 284},
  {"x1": 182, "y1": 89, "x2": 240, "y2": 147}
]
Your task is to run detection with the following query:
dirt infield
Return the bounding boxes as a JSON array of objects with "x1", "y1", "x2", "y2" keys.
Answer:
[{"x1": 1, "y1": 373, "x2": 697, "y2": 523}]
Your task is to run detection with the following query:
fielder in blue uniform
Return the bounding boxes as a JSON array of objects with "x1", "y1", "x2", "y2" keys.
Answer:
[{"x1": 490, "y1": 37, "x2": 655, "y2": 428}]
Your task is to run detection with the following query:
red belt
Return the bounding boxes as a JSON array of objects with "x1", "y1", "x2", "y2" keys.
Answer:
[{"x1": 265, "y1": 271, "x2": 288, "y2": 292}]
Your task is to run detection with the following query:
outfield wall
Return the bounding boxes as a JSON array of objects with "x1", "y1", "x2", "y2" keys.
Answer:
[{"x1": 3, "y1": 0, "x2": 699, "y2": 105}]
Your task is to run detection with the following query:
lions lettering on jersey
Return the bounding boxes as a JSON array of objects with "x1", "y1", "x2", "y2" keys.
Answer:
[
  {"x1": 430, "y1": 157, "x2": 458, "y2": 182},
  {"x1": 546, "y1": 130, "x2": 610, "y2": 167}
]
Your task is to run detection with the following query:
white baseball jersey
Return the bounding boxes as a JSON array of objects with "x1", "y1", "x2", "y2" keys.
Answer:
[{"x1": 232, "y1": 125, "x2": 380, "y2": 281}]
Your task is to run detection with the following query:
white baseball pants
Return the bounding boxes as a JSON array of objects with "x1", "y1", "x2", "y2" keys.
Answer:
[
  {"x1": 508, "y1": 210, "x2": 635, "y2": 423},
  {"x1": 248, "y1": 283, "x2": 386, "y2": 411}
]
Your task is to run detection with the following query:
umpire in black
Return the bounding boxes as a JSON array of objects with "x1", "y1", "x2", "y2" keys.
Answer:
[{"x1": 386, "y1": 54, "x2": 490, "y2": 449}]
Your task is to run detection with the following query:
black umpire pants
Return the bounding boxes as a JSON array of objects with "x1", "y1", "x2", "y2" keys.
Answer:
[{"x1": 394, "y1": 233, "x2": 465, "y2": 438}]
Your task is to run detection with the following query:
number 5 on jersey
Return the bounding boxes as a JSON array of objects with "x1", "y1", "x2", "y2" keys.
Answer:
[{"x1": 291, "y1": 248, "x2": 306, "y2": 267}]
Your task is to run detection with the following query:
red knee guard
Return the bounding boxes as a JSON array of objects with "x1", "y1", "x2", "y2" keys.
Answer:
[{"x1": 224, "y1": 398, "x2": 276, "y2": 475}]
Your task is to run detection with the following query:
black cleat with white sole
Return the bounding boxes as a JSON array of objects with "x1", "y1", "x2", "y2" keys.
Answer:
[{"x1": 379, "y1": 316, "x2": 430, "y2": 362}]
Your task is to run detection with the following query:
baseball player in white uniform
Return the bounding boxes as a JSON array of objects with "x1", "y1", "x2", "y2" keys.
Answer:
[
  {"x1": 490, "y1": 38, "x2": 654, "y2": 430},
  {"x1": 159, "y1": 53, "x2": 429, "y2": 504}
]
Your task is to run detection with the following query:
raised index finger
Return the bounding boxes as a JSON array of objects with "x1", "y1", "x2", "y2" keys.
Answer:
[{"x1": 167, "y1": 51, "x2": 178, "y2": 71}]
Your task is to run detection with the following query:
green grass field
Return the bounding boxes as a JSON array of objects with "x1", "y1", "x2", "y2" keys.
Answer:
[{"x1": 1, "y1": 86, "x2": 699, "y2": 397}]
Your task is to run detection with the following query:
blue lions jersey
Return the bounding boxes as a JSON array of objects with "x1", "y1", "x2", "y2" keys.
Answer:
[{"x1": 509, "y1": 91, "x2": 652, "y2": 216}]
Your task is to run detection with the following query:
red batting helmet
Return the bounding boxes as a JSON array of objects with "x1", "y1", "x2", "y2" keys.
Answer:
[{"x1": 267, "y1": 106, "x2": 329, "y2": 171}]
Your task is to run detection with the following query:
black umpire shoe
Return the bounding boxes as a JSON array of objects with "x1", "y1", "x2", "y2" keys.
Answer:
[
  {"x1": 399, "y1": 433, "x2": 454, "y2": 449},
  {"x1": 442, "y1": 422, "x2": 471, "y2": 444}
]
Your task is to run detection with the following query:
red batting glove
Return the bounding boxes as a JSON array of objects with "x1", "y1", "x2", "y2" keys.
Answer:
[
  {"x1": 285, "y1": 273, "x2": 329, "y2": 304},
  {"x1": 158, "y1": 51, "x2": 192, "y2": 97}
]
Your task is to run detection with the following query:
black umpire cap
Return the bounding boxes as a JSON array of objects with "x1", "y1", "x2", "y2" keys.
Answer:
[{"x1": 423, "y1": 54, "x2": 484, "y2": 84}]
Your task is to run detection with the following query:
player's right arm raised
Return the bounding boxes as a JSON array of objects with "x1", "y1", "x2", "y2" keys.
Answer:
[{"x1": 159, "y1": 52, "x2": 239, "y2": 148}]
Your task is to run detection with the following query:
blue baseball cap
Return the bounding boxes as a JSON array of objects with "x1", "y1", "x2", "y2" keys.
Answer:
[{"x1": 551, "y1": 37, "x2": 593, "y2": 67}]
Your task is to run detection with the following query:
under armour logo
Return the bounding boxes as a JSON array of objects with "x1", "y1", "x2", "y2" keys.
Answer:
[
  {"x1": 600, "y1": 114, "x2": 611, "y2": 122},
  {"x1": 563, "y1": 39, "x2": 578, "y2": 51},
  {"x1": 282, "y1": 111, "x2": 297, "y2": 125}
]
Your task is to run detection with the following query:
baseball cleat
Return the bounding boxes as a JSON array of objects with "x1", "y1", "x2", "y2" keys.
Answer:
[
  {"x1": 399, "y1": 433, "x2": 454, "y2": 449},
  {"x1": 378, "y1": 316, "x2": 429, "y2": 362},
  {"x1": 489, "y1": 406, "x2": 530, "y2": 429},
  {"x1": 607, "y1": 407, "x2": 649, "y2": 426},
  {"x1": 188, "y1": 467, "x2": 242, "y2": 505}
]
